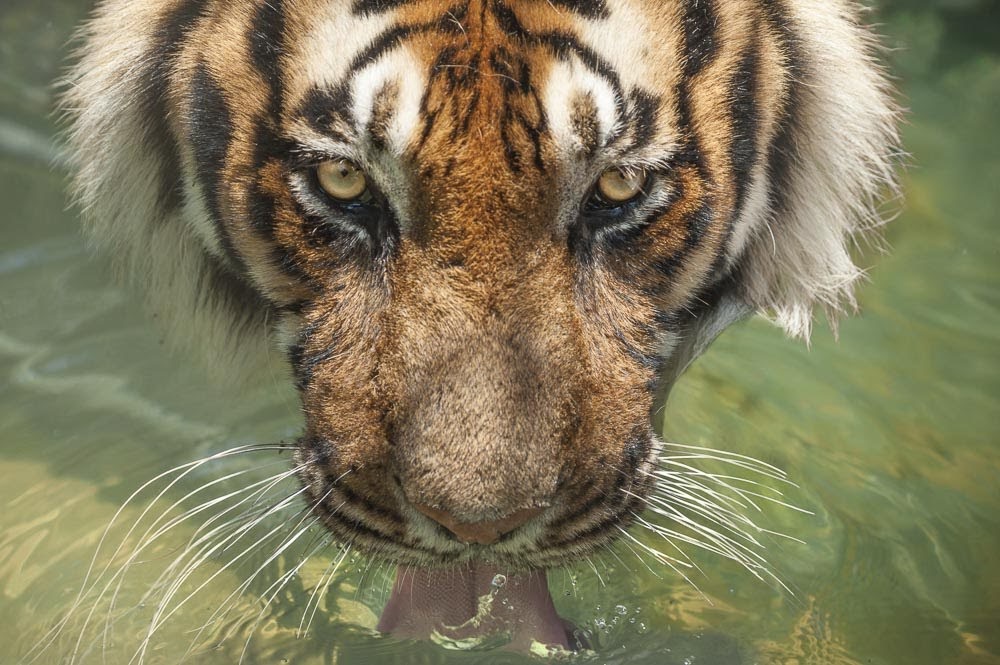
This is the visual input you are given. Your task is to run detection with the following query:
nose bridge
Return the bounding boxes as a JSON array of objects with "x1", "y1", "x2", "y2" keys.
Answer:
[
  {"x1": 384, "y1": 232, "x2": 580, "y2": 522},
  {"x1": 415, "y1": 166, "x2": 551, "y2": 279}
]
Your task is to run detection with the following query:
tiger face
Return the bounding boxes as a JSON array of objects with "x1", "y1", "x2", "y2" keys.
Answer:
[{"x1": 65, "y1": 0, "x2": 898, "y2": 572}]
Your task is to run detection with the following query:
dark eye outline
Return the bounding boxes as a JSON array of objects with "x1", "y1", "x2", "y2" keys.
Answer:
[
  {"x1": 580, "y1": 168, "x2": 653, "y2": 222},
  {"x1": 287, "y1": 158, "x2": 397, "y2": 251},
  {"x1": 309, "y1": 160, "x2": 380, "y2": 209}
]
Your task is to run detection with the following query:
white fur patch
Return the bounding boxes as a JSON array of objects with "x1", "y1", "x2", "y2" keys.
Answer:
[
  {"x1": 544, "y1": 58, "x2": 620, "y2": 155},
  {"x1": 350, "y1": 45, "x2": 427, "y2": 155},
  {"x1": 293, "y1": 10, "x2": 394, "y2": 95},
  {"x1": 737, "y1": 0, "x2": 901, "y2": 338}
]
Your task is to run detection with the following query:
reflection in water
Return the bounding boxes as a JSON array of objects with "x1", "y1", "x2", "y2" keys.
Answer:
[{"x1": 1, "y1": 0, "x2": 998, "y2": 663}]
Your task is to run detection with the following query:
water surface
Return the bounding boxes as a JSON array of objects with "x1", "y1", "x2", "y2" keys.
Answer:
[{"x1": 1, "y1": 1, "x2": 998, "y2": 663}]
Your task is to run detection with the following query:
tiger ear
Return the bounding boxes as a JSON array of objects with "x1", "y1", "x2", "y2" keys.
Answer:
[{"x1": 731, "y1": 1, "x2": 901, "y2": 340}]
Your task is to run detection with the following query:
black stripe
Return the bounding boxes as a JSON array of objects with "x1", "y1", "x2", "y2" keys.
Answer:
[
  {"x1": 759, "y1": 0, "x2": 806, "y2": 220},
  {"x1": 298, "y1": 82, "x2": 356, "y2": 136},
  {"x1": 490, "y1": 0, "x2": 527, "y2": 38},
  {"x1": 674, "y1": 79, "x2": 705, "y2": 174},
  {"x1": 300, "y1": 434, "x2": 334, "y2": 467},
  {"x1": 533, "y1": 31, "x2": 623, "y2": 102},
  {"x1": 729, "y1": 45, "x2": 760, "y2": 220},
  {"x1": 188, "y1": 62, "x2": 234, "y2": 239},
  {"x1": 546, "y1": 491, "x2": 606, "y2": 534},
  {"x1": 337, "y1": 483, "x2": 405, "y2": 525},
  {"x1": 622, "y1": 428, "x2": 652, "y2": 477},
  {"x1": 683, "y1": 0, "x2": 719, "y2": 80},
  {"x1": 245, "y1": 2, "x2": 290, "y2": 245},
  {"x1": 199, "y1": 253, "x2": 274, "y2": 329},
  {"x1": 628, "y1": 89, "x2": 660, "y2": 152},
  {"x1": 351, "y1": 0, "x2": 412, "y2": 14},
  {"x1": 313, "y1": 495, "x2": 403, "y2": 543},
  {"x1": 614, "y1": 328, "x2": 662, "y2": 373},
  {"x1": 545, "y1": 494, "x2": 645, "y2": 550},
  {"x1": 139, "y1": 0, "x2": 207, "y2": 213},
  {"x1": 249, "y1": 0, "x2": 286, "y2": 112},
  {"x1": 298, "y1": 19, "x2": 440, "y2": 135},
  {"x1": 350, "y1": 24, "x2": 423, "y2": 72},
  {"x1": 652, "y1": 196, "x2": 714, "y2": 278},
  {"x1": 548, "y1": 0, "x2": 609, "y2": 19}
]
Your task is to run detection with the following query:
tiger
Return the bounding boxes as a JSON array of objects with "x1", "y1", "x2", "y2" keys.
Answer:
[{"x1": 61, "y1": 0, "x2": 900, "y2": 653}]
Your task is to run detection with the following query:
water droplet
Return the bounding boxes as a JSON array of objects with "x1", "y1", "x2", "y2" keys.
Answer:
[{"x1": 615, "y1": 604, "x2": 628, "y2": 616}]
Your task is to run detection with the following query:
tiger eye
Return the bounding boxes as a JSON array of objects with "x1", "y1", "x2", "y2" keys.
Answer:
[
  {"x1": 316, "y1": 159, "x2": 368, "y2": 201},
  {"x1": 597, "y1": 168, "x2": 646, "y2": 203}
]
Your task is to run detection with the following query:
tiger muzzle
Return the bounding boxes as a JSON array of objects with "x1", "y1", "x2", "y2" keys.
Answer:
[{"x1": 385, "y1": 323, "x2": 578, "y2": 541}]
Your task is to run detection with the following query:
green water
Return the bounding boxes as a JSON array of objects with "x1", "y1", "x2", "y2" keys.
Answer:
[{"x1": 1, "y1": 1, "x2": 998, "y2": 663}]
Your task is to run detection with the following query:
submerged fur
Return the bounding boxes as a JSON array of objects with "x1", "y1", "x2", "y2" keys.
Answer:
[{"x1": 60, "y1": 0, "x2": 899, "y2": 608}]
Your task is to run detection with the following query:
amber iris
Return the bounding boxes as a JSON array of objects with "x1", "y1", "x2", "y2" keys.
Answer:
[
  {"x1": 316, "y1": 159, "x2": 368, "y2": 201},
  {"x1": 596, "y1": 168, "x2": 646, "y2": 203}
]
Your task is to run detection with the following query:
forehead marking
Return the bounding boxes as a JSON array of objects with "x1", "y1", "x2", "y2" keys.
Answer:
[
  {"x1": 545, "y1": 57, "x2": 620, "y2": 155},
  {"x1": 296, "y1": 11, "x2": 395, "y2": 94},
  {"x1": 351, "y1": 46, "x2": 426, "y2": 154}
]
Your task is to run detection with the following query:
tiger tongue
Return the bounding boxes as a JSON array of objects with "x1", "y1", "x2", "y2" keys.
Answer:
[{"x1": 376, "y1": 565, "x2": 571, "y2": 652}]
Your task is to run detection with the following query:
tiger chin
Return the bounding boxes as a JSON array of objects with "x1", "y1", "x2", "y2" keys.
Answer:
[{"x1": 62, "y1": 0, "x2": 899, "y2": 654}]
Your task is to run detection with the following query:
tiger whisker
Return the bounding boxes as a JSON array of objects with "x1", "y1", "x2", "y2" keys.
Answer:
[
  {"x1": 615, "y1": 526, "x2": 705, "y2": 600},
  {"x1": 139, "y1": 511, "x2": 302, "y2": 659},
  {"x1": 298, "y1": 543, "x2": 352, "y2": 639},
  {"x1": 655, "y1": 442, "x2": 793, "y2": 481},
  {"x1": 653, "y1": 482, "x2": 808, "y2": 548},
  {"x1": 648, "y1": 464, "x2": 812, "y2": 515},
  {"x1": 46, "y1": 444, "x2": 294, "y2": 665},
  {"x1": 102, "y1": 464, "x2": 303, "y2": 621},
  {"x1": 649, "y1": 467, "x2": 813, "y2": 517},
  {"x1": 600, "y1": 538, "x2": 636, "y2": 576},
  {"x1": 639, "y1": 484, "x2": 774, "y2": 548},
  {"x1": 187, "y1": 490, "x2": 346, "y2": 647},
  {"x1": 133, "y1": 487, "x2": 310, "y2": 664},
  {"x1": 616, "y1": 535, "x2": 664, "y2": 580},
  {"x1": 631, "y1": 509, "x2": 769, "y2": 572},
  {"x1": 237, "y1": 519, "x2": 326, "y2": 665},
  {"x1": 584, "y1": 555, "x2": 606, "y2": 588},
  {"x1": 598, "y1": 436, "x2": 811, "y2": 602},
  {"x1": 182, "y1": 471, "x2": 350, "y2": 652},
  {"x1": 100, "y1": 464, "x2": 307, "y2": 649}
]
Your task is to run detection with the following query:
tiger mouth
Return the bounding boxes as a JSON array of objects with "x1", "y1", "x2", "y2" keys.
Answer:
[{"x1": 296, "y1": 450, "x2": 649, "y2": 571}]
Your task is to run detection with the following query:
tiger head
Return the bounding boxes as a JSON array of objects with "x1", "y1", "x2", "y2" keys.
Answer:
[{"x1": 65, "y1": 0, "x2": 898, "y2": 571}]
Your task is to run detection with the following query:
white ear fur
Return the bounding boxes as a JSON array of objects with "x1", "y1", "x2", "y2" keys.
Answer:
[{"x1": 737, "y1": 0, "x2": 902, "y2": 339}]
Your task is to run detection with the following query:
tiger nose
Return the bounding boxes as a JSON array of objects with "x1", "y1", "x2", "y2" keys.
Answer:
[{"x1": 413, "y1": 503, "x2": 542, "y2": 545}]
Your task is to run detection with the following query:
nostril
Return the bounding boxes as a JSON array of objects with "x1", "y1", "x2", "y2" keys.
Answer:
[{"x1": 413, "y1": 503, "x2": 542, "y2": 545}]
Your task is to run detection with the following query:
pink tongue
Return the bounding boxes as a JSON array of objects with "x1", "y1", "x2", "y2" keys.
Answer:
[{"x1": 377, "y1": 565, "x2": 571, "y2": 651}]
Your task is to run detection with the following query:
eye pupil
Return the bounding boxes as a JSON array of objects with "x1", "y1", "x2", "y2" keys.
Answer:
[
  {"x1": 596, "y1": 168, "x2": 645, "y2": 204},
  {"x1": 317, "y1": 159, "x2": 368, "y2": 201}
]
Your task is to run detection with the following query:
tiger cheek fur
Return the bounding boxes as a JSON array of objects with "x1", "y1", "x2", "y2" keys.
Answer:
[{"x1": 65, "y1": 0, "x2": 900, "y2": 642}]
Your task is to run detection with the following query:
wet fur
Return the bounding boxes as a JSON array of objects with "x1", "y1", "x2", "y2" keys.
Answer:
[{"x1": 62, "y1": 0, "x2": 899, "y2": 572}]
